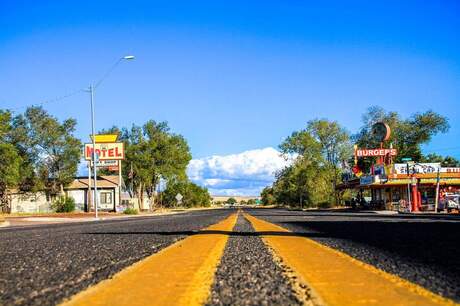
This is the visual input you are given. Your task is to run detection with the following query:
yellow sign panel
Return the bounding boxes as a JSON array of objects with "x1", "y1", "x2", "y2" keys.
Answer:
[{"x1": 89, "y1": 134, "x2": 119, "y2": 143}]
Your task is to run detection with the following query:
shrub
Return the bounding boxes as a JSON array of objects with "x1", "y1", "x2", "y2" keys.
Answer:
[
  {"x1": 123, "y1": 207, "x2": 138, "y2": 215},
  {"x1": 52, "y1": 196, "x2": 75, "y2": 213}
]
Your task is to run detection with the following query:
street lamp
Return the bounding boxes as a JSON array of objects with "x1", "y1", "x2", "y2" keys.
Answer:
[{"x1": 89, "y1": 55, "x2": 135, "y2": 219}]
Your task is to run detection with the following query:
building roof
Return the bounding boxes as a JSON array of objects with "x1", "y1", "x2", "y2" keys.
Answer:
[
  {"x1": 67, "y1": 176, "x2": 120, "y2": 189},
  {"x1": 337, "y1": 173, "x2": 460, "y2": 190}
]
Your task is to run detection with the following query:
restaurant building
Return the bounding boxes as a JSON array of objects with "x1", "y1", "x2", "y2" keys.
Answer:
[{"x1": 338, "y1": 163, "x2": 460, "y2": 212}]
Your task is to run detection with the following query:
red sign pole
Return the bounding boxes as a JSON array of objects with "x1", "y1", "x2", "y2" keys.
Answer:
[{"x1": 411, "y1": 177, "x2": 419, "y2": 212}]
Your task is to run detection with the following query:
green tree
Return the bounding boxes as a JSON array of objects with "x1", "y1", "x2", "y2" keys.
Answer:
[
  {"x1": 14, "y1": 106, "x2": 82, "y2": 194},
  {"x1": 278, "y1": 119, "x2": 350, "y2": 206},
  {"x1": 0, "y1": 143, "x2": 22, "y2": 211},
  {"x1": 355, "y1": 106, "x2": 449, "y2": 165},
  {"x1": 0, "y1": 111, "x2": 24, "y2": 211},
  {"x1": 121, "y1": 120, "x2": 191, "y2": 210},
  {"x1": 421, "y1": 153, "x2": 460, "y2": 167},
  {"x1": 261, "y1": 187, "x2": 275, "y2": 206},
  {"x1": 226, "y1": 197, "x2": 237, "y2": 205},
  {"x1": 161, "y1": 180, "x2": 211, "y2": 208},
  {"x1": 270, "y1": 159, "x2": 331, "y2": 208},
  {"x1": 247, "y1": 199, "x2": 256, "y2": 205},
  {"x1": 306, "y1": 119, "x2": 351, "y2": 204}
]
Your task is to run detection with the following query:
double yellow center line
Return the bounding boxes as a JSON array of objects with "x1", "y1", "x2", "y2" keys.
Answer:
[
  {"x1": 245, "y1": 213, "x2": 457, "y2": 306},
  {"x1": 62, "y1": 213, "x2": 237, "y2": 306},
  {"x1": 61, "y1": 212, "x2": 458, "y2": 306}
]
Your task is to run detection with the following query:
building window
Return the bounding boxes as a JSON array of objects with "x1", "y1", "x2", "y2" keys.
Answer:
[{"x1": 100, "y1": 192, "x2": 113, "y2": 204}]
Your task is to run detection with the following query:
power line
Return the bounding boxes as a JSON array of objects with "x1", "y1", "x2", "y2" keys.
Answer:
[
  {"x1": 4, "y1": 87, "x2": 85, "y2": 112},
  {"x1": 3, "y1": 56, "x2": 132, "y2": 113}
]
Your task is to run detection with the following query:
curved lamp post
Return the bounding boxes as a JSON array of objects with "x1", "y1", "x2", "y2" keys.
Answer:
[{"x1": 89, "y1": 55, "x2": 135, "y2": 219}]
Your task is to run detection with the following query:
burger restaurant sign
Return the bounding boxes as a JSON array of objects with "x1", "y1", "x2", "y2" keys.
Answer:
[{"x1": 356, "y1": 148, "x2": 397, "y2": 157}]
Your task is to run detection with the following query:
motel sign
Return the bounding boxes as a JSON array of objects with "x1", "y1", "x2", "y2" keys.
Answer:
[{"x1": 84, "y1": 143, "x2": 125, "y2": 160}]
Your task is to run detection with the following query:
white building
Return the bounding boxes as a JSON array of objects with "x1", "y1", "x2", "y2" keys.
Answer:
[{"x1": 9, "y1": 176, "x2": 122, "y2": 213}]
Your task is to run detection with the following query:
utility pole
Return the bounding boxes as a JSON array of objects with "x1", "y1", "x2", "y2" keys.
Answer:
[
  {"x1": 89, "y1": 84, "x2": 99, "y2": 219},
  {"x1": 87, "y1": 55, "x2": 135, "y2": 218},
  {"x1": 87, "y1": 161, "x2": 92, "y2": 212}
]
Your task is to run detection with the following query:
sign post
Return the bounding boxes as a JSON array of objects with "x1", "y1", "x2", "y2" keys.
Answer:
[
  {"x1": 435, "y1": 167, "x2": 440, "y2": 213},
  {"x1": 87, "y1": 161, "x2": 92, "y2": 212},
  {"x1": 119, "y1": 161, "x2": 122, "y2": 209},
  {"x1": 175, "y1": 193, "x2": 183, "y2": 207},
  {"x1": 401, "y1": 158, "x2": 412, "y2": 212},
  {"x1": 85, "y1": 137, "x2": 125, "y2": 215}
]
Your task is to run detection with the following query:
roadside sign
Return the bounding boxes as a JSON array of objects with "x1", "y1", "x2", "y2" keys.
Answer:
[
  {"x1": 175, "y1": 193, "x2": 183, "y2": 205},
  {"x1": 401, "y1": 157, "x2": 412, "y2": 162},
  {"x1": 394, "y1": 163, "x2": 440, "y2": 175},
  {"x1": 91, "y1": 160, "x2": 119, "y2": 168},
  {"x1": 90, "y1": 134, "x2": 119, "y2": 143},
  {"x1": 84, "y1": 143, "x2": 125, "y2": 160},
  {"x1": 356, "y1": 148, "x2": 397, "y2": 157}
]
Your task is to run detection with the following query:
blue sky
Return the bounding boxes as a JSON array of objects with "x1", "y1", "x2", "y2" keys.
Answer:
[{"x1": 1, "y1": 1, "x2": 459, "y2": 195}]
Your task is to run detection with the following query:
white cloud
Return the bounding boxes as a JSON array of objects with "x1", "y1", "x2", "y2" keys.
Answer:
[{"x1": 187, "y1": 147, "x2": 294, "y2": 196}]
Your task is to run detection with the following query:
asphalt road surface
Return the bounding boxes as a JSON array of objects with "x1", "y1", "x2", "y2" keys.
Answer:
[
  {"x1": 206, "y1": 214, "x2": 301, "y2": 306},
  {"x1": 1, "y1": 207, "x2": 459, "y2": 306},
  {"x1": 0, "y1": 209, "x2": 233, "y2": 306},
  {"x1": 246, "y1": 208, "x2": 460, "y2": 302}
]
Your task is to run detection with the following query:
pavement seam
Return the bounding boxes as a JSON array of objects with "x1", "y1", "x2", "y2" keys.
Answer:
[{"x1": 245, "y1": 213, "x2": 459, "y2": 306}]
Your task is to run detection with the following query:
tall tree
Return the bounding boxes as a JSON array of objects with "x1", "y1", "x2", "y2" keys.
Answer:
[
  {"x1": 306, "y1": 119, "x2": 351, "y2": 204},
  {"x1": 261, "y1": 186, "x2": 275, "y2": 206},
  {"x1": 14, "y1": 106, "x2": 82, "y2": 194},
  {"x1": 355, "y1": 106, "x2": 449, "y2": 163},
  {"x1": 307, "y1": 119, "x2": 351, "y2": 167},
  {"x1": 280, "y1": 119, "x2": 350, "y2": 205},
  {"x1": 121, "y1": 120, "x2": 191, "y2": 210},
  {"x1": 161, "y1": 179, "x2": 211, "y2": 208},
  {"x1": 0, "y1": 111, "x2": 22, "y2": 211},
  {"x1": 421, "y1": 153, "x2": 460, "y2": 167}
]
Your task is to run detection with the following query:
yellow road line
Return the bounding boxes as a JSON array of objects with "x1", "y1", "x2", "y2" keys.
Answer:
[
  {"x1": 61, "y1": 213, "x2": 238, "y2": 306},
  {"x1": 245, "y1": 213, "x2": 458, "y2": 306}
]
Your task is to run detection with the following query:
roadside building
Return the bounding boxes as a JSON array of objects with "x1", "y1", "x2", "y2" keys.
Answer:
[
  {"x1": 338, "y1": 163, "x2": 460, "y2": 211},
  {"x1": 9, "y1": 176, "x2": 125, "y2": 213}
]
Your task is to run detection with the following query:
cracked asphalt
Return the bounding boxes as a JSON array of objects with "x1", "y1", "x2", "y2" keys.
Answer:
[
  {"x1": 245, "y1": 208, "x2": 460, "y2": 302},
  {"x1": 0, "y1": 209, "x2": 233, "y2": 306}
]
